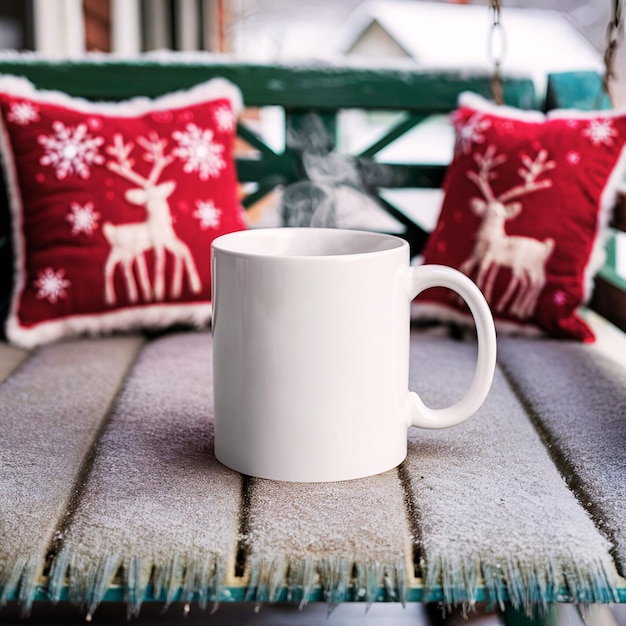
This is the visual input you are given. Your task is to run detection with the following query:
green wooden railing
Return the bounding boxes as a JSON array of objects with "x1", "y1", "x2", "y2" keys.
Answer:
[{"x1": 0, "y1": 58, "x2": 537, "y2": 331}]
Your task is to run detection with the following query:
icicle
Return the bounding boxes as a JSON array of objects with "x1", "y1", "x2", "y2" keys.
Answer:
[
  {"x1": 423, "y1": 552, "x2": 619, "y2": 619},
  {"x1": 85, "y1": 554, "x2": 122, "y2": 617},
  {"x1": 0, "y1": 557, "x2": 46, "y2": 617},
  {"x1": 266, "y1": 558, "x2": 288, "y2": 603},
  {"x1": 164, "y1": 554, "x2": 185, "y2": 607},
  {"x1": 298, "y1": 558, "x2": 317, "y2": 610},
  {"x1": 17, "y1": 559, "x2": 44, "y2": 617},
  {"x1": 244, "y1": 557, "x2": 408, "y2": 610},
  {"x1": 244, "y1": 557, "x2": 288, "y2": 603},
  {"x1": 0, "y1": 557, "x2": 27, "y2": 607},
  {"x1": 124, "y1": 556, "x2": 151, "y2": 619},
  {"x1": 48, "y1": 551, "x2": 70, "y2": 603},
  {"x1": 244, "y1": 565, "x2": 260, "y2": 602},
  {"x1": 50, "y1": 551, "x2": 121, "y2": 619},
  {"x1": 317, "y1": 557, "x2": 350, "y2": 606},
  {"x1": 200, "y1": 558, "x2": 224, "y2": 610}
]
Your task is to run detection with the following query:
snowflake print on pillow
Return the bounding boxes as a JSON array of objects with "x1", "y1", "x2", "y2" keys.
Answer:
[
  {"x1": 7, "y1": 100, "x2": 39, "y2": 125},
  {"x1": 0, "y1": 75, "x2": 245, "y2": 348},
  {"x1": 66, "y1": 201, "x2": 101, "y2": 235},
  {"x1": 34, "y1": 267, "x2": 71, "y2": 305},
  {"x1": 38, "y1": 120, "x2": 105, "y2": 179},
  {"x1": 173, "y1": 123, "x2": 226, "y2": 180},
  {"x1": 194, "y1": 199, "x2": 222, "y2": 230},
  {"x1": 414, "y1": 92, "x2": 626, "y2": 342}
]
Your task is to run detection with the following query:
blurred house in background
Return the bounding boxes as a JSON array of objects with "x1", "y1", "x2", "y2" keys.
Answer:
[
  {"x1": 0, "y1": 1, "x2": 618, "y2": 97},
  {"x1": 335, "y1": 3, "x2": 602, "y2": 93},
  {"x1": 0, "y1": 1, "x2": 615, "y2": 59}
]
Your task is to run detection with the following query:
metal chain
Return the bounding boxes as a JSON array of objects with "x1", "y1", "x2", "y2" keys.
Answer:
[
  {"x1": 488, "y1": 0, "x2": 622, "y2": 107},
  {"x1": 603, "y1": 0, "x2": 624, "y2": 103},
  {"x1": 488, "y1": 0, "x2": 506, "y2": 105}
]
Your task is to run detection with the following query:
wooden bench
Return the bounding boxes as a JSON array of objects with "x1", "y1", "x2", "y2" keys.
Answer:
[{"x1": 0, "y1": 56, "x2": 625, "y2": 626}]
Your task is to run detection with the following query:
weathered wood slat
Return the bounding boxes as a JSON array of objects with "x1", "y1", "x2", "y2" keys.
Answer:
[
  {"x1": 0, "y1": 335, "x2": 144, "y2": 610},
  {"x1": 498, "y1": 330, "x2": 626, "y2": 576},
  {"x1": 48, "y1": 333, "x2": 242, "y2": 619},
  {"x1": 404, "y1": 330, "x2": 618, "y2": 611},
  {"x1": 242, "y1": 468, "x2": 412, "y2": 605}
]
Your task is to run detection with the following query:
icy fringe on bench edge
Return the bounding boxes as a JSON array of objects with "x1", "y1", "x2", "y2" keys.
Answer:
[
  {"x1": 244, "y1": 556, "x2": 406, "y2": 607},
  {"x1": 423, "y1": 551, "x2": 619, "y2": 618},
  {"x1": 47, "y1": 551, "x2": 227, "y2": 620},
  {"x1": 0, "y1": 543, "x2": 620, "y2": 619}
]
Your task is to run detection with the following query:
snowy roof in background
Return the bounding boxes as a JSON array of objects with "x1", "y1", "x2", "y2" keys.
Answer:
[{"x1": 330, "y1": 1, "x2": 603, "y2": 93}]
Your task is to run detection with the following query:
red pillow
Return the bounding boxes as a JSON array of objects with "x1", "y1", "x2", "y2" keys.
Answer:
[
  {"x1": 0, "y1": 76, "x2": 246, "y2": 348},
  {"x1": 414, "y1": 92, "x2": 626, "y2": 342}
]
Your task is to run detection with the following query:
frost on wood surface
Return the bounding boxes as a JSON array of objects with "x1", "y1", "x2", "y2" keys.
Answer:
[
  {"x1": 48, "y1": 333, "x2": 242, "y2": 617},
  {"x1": 404, "y1": 330, "x2": 618, "y2": 612},
  {"x1": 498, "y1": 336, "x2": 626, "y2": 574},
  {"x1": 0, "y1": 336, "x2": 143, "y2": 609},
  {"x1": 244, "y1": 467, "x2": 410, "y2": 604}
]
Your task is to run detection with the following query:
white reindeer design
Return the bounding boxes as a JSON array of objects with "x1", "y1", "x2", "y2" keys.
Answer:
[
  {"x1": 459, "y1": 144, "x2": 556, "y2": 320},
  {"x1": 103, "y1": 132, "x2": 202, "y2": 305}
]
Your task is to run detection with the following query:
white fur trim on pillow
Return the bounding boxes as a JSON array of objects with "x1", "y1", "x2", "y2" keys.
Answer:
[
  {"x1": 6, "y1": 303, "x2": 213, "y2": 350},
  {"x1": 458, "y1": 92, "x2": 546, "y2": 123},
  {"x1": 0, "y1": 75, "x2": 243, "y2": 118}
]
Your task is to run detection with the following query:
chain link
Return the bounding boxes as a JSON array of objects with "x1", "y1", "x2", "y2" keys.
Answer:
[
  {"x1": 488, "y1": 1, "x2": 622, "y2": 107},
  {"x1": 488, "y1": 0, "x2": 505, "y2": 105},
  {"x1": 603, "y1": 0, "x2": 624, "y2": 102}
]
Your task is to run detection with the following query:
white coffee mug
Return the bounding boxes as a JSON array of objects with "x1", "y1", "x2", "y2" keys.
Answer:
[{"x1": 212, "y1": 228, "x2": 496, "y2": 482}]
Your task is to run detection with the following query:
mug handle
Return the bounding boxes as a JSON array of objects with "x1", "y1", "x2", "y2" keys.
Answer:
[{"x1": 407, "y1": 264, "x2": 497, "y2": 429}]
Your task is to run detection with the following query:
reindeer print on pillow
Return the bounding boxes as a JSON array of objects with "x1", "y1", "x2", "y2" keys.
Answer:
[
  {"x1": 0, "y1": 76, "x2": 245, "y2": 348},
  {"x1": 415, "y1": 92, "x2": 626, "y2": 342},
  {"x1": 103, "y1": 133, "x2": 202, "y2": 305},
  {"x1": 460, "y1": 144, "x2": 556, "y2": 320}
]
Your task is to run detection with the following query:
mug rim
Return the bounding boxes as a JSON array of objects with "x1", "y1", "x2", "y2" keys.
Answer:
[{"x1": 212, "y1": 227, "x2": 408, "y2": 260}]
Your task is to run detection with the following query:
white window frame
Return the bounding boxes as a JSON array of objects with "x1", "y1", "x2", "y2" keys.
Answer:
[
  {"x1": 33, "y1": 0, "x2": 85, "y2": 58},
  {"x1": 111, "y1": 0, "x2": 141, "y2": 56}
]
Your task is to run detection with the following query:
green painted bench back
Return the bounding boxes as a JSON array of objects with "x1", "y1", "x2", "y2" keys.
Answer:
[{"x1": 0, "y1": 59, "x2": 620, "y2": 330}]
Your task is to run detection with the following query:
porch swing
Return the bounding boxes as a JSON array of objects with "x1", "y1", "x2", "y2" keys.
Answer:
[{"x1": 0, "y1": 3, "x2": 626, "y2": 622}]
